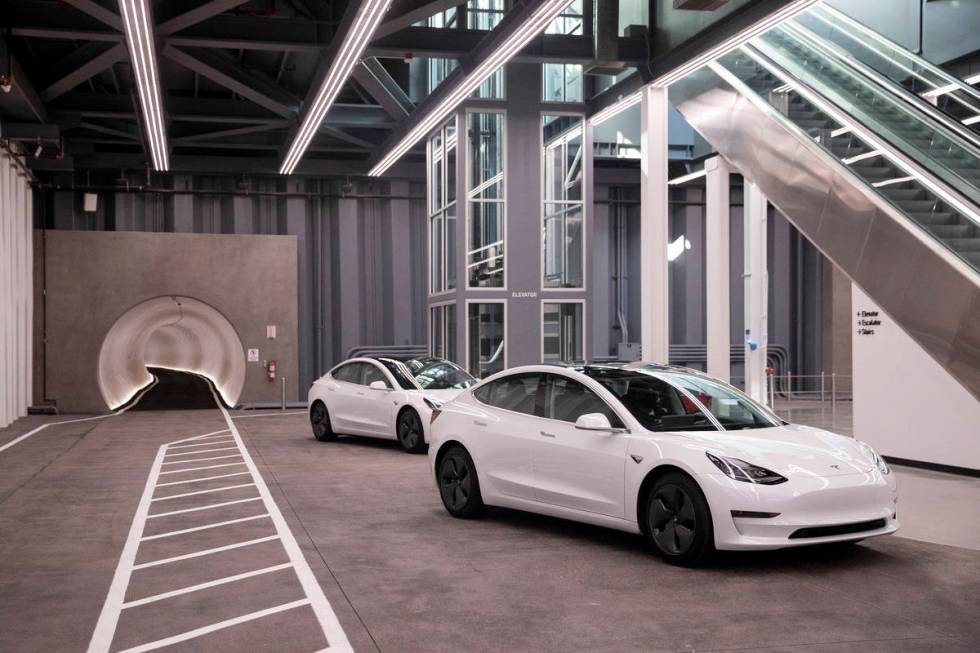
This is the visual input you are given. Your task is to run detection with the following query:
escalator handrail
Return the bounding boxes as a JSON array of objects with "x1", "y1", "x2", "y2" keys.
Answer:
[
  {"x1": 711, "y1": 48, "x2": 980, "y2": 276},
  {"x1": 812, "y1": 4, "x2": 980, "y2": 109},
  {"x1": 777, "y1": 18, "x2": 980, "y2": 160}
]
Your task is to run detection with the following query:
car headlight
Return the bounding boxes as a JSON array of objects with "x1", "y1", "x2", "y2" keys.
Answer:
[
  {"x1": 706, "y1": 452, "x2": 787, "y2": 485},
  {"x1": 859, "y1": 441, "x2": 890, "y2": 475}
]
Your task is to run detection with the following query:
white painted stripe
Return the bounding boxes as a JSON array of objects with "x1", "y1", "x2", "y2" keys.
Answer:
[
  {"x1": 159, "y1": 462, "x2": 246, "y2": 475},
  {"x1": 155, "y1": 471, "x2": 251, "y2": 487},
  {"x1": 231, "y1": 410, "x2": 305, "y2": 419},
  {"x1": 0, "y1": 378, "x2": 159, "y2": 454},
  {"x1": 161, "y1": 453, "x2": 241, "y2": 465},
  {"x1": 116, "y1": 599, "x2": 311, "y2": 653},
  {"x1": 147, "y1": 496, "x2": 261, "y2": 519},
  {"x1": 86, "y1": 444, "x2": 167, "y2": 652},
  {"x1": 166, "y1": 438, "x2": 234, "y2": 450},
  {"x1": 165, "y1": 446, "x2": 239, "y2": 458},
  {"x1": 132, "y1": 535, "x2": 280, "y2": 570},
  {"x1": 165, "y1": 429, "x2": 232, "y2": 445},
  {"x1": 140, "y1": 514, "x2": 271, "y2": 541},
  {"x1": 121, "y1": 563, "x2": 293, "y2": 609},
  {"x1": 211, "y1": 387, "x2": 353, "y2": 651},
  {"x1": 153, "y1": 483, "x2": 255, "y2": 502}
]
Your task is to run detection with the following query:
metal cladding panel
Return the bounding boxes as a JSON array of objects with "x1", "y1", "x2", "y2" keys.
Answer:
[{"x1": 670, "y1": 64, "x2": 980, "y2": 400}]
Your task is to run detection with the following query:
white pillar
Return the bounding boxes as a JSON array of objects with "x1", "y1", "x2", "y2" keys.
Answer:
[
  {"x1": 705, "y1": 156, "x2": 731, "y2": 383},
  {"x1": 640, "y1": 85, "x2": 670, "y2": 364},
  {"x1": 744, "y1": 181, "x2": 769, "y2": 403}
]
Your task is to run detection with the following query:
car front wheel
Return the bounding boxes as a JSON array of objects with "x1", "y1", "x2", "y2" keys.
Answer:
[
  {"x1": 438, "y1": 446, "x2": 484, "y2": 518},
  {"x1": 645, "y1": 472, "x2": 714, "y2": 566}
]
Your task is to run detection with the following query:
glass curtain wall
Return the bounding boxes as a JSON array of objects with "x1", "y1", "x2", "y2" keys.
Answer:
[
  {"x1": 542, "y1": 114, "x2": 584, "y2": 288},
  {"x1": 546, "y1": 0, "x2": 584, "y2": 35},
  {"x1": 543, "y1": 303, "x2": 584, "y2": 362},
  {"x1": 430, "y1": 304, "x2": 457, "y2": 360},
  {"x1": 543, "y1": 64, "x2": 583, "y2": 102},
  {"x1": 467, "y1": 112, "x2": 505, "y2": 288},
  {"x1": 429, "y1": 119, "x2": 457, "y2": 295},
  {"x1": 468, "y1": 302, "x2": 505, "y2": 377}
]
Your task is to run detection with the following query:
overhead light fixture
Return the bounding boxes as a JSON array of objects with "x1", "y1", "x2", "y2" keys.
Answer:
[
  {"x1": 280, "y1": 0, "x2": 394, "y2": 175},
  {"x1": 668, "y1": 168, "x2": 707, "y2": 185},
  {"x1": 590, "y1": 91, "x2": 642, "y2": 126},
  {"x1": 369, "y1": 0, "x2": 576, "y2": 177},
  {"x1": 652, "y1": 0, "x2": 820, "y2": 88},
  {"x1": 118, "y1": 0, "x2": 169, "y2": 171},
  {"x1": 587, "y1": 0, "x2": 819, "y2": 126},
  {"x1": 33, "y1": 139, "x2": 43, "y2": 159}
]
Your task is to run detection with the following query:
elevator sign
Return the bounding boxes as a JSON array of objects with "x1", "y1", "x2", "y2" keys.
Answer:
[
  {"x1": 247, "y1": 348, "x2": 260, "y2": 362},
  {"x1": 856, "y1": 310, "x2": 881, "y2": 336}
]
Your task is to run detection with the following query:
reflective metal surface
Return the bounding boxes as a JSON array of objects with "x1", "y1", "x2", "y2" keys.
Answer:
[{"x1": 670, "y1": 63, "x2": 980, "y2": 401}]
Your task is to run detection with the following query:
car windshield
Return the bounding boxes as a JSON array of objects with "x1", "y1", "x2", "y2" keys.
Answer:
[
  {"x1": 414, "y1": 361, "x2": 476, "y2": 391},
  {"x1": 376, "y1": 358, "x2": 418, "y2": 391},
  {"x1": 659, "y1": 372, "x2": 783, "y2": 430}
]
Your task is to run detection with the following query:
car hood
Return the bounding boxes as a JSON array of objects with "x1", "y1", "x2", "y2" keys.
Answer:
[
  {"x1": 421, "y1": 388, "x2": 466, "y2": 404},
  {"x1": 682, "y1": 424, "x2": 875, "y2": 477}
]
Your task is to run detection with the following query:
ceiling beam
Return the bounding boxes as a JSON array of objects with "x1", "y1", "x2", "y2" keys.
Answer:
[
  {"x1": 61, "y1": 0, "x2": 122, "y2": 31},
  {"x1": 161, "y1": 45, "x2": 301, "y2": 119},
  {"x1": 351, "y1": 58, "x2": 413, "y2": 119},
  {"x1": 321, "y1": 126, "x2": 378, "y2": 150},
  {"x1": 173, "y1": 121, "x2": 288, "y2": 143},
  {"x1": 41, "y1": 43, "x2": 128, "y2": 101},
  {"x1": 373, "y1": 0, "x2": 463, "y2": 39},
  {"x1": 78, "y1": 121, "x2": 141, "y2": 140},
  {"x1": 157, "y1": 0, "x2": 252, "y2": 36}
]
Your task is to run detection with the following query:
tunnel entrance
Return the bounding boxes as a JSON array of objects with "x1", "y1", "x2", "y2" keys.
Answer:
[
  {"x1": 98, "y1": 296, "x2": 246, "y2": 410},
  {"x1": 130, "y1": 368, "x2": 225, "y2": 410}
]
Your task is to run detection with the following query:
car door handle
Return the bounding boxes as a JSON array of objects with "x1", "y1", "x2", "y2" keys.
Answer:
[
  {"x1": 356, "y1": 391, "x2": 365, "y2": 396},
  {"x1": 539, "y1": 431, "x2": 556, "y2": 438},
  {"x1": 473, "y1": 420, "x2": 487, "y2": 427}
]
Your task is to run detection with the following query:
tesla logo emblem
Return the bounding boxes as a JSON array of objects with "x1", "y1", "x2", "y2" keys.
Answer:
[
  {"x1": 830, "y1": 464, "x2": 840, "y2": 470},
  {"x1": 630, "y1": 455, "x2": 644, "y2": 464}
]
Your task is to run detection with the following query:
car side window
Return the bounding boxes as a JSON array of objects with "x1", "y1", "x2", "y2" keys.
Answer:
[
  {"x1": 361, "y1": 363, "x2": 390, "y2": 387},
  {"x1": 542, "y1": 374, "x2": 624, "y2": 428},
  {"x1": 472, "y1": 373, "x2": 541, "y2": 416},
  {"x1": 377, "y1": 358, "x2": 417, "y2": 390},
  {"x1": 332, "y1": 363, "x2": 360, "y2": 383}
]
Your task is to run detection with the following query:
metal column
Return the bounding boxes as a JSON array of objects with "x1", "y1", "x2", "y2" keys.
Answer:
[
  {"x1": 705, "y1": 156, "x2": 731, "y2": 382},
  {"x1": 639, "y1": 85, "x2": 670, "y2": 364},
  {"x1": 744, "y1": 182, "x2": 769, "y2": 403}
]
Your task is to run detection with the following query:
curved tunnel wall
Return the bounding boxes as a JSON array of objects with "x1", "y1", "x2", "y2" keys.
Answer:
[{"x1": 98, "y1": 296, "x2": 246, "y2": 409}]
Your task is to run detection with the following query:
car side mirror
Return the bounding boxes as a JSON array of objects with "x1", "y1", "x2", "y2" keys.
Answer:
[
  {"x1": 369, "y1": 380, "x2": 389, "y2": 391},
  {"x1": 575, "y1": 413, "x2": 613, "y2": 431}
]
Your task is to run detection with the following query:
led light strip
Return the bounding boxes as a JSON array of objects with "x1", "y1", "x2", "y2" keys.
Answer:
[
  {"x1": 280, "y1": 0, "x2": 393, "y2": 175},
  {"x1": 651, "y1": 0, "x2": 821, "y2": 88},
  {"x1": 369, "y1": 0, "x2": 575, "y2": 177},
  {"x1": 119, "y1": 0, "x2": 169, "y2": 171},
  {"x1": 585, "y1": 0, "x2": 819, "y2": 131},
  {"x1": 667, "y1": 168, "x2": 707, "y2": 185}
]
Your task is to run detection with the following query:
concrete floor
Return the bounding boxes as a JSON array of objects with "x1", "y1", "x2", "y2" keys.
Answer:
[{"x1": 1, "y1": 408, "x2": 979, "y2": 652}]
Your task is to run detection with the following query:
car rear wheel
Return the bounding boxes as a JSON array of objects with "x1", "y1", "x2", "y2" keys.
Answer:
[
  {"x1": 396, "y1": 408, "x2": 426, "y2": 454},
  {"x1": 645, "y1": 472, "x2": 714, "y2": 566},
  {"x1": 310, "y1": 401, "x2": 337, "y2": 442},
  {"x1": 438, "y1": 446, "x2": 484, "y2": 518}
]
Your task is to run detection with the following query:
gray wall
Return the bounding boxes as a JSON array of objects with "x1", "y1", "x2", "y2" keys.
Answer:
[
  {"x1": 34, "y1": 176, "x2": 428, "y2": 400},
  {"x1": 33, "y1": 230, "x2": 298, "y2": 412}
]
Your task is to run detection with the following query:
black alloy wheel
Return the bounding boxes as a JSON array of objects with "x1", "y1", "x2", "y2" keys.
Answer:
[
  {"x1": 438, "y1": 446, "x2": 484, "y2": 518},
  {"x1": 310, "y1": 401, "x2": 337, "y2": 442},
  {"x1": 646, "y1": 472, "x2": 714, "y2": 566},
  {"x1": 397, "y1": 408, "x2": 426, "y2": 453}
]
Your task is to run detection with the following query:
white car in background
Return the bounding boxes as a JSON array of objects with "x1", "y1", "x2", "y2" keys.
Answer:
[
  {"x1": 308, "y1": 356, "x2": 476, "y2": 453},
  {"x1": 428, "y1": 363, "x2": 898, "y2": 566}
]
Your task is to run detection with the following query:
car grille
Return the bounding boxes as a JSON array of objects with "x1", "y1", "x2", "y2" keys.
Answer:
[{"x1": 788, "y1": 518, "x2": 887, "y2": 539}]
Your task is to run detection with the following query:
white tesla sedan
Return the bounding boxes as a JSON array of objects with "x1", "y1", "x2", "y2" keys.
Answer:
[
  {"x1": 428, "y1": 363, "x2": 898, "y2": 565},
  {"x1": 308, "y1": 356, "x2": 476, "y2": 453}
]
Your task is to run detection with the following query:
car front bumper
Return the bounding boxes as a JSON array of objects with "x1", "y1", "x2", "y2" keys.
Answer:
[{"x1": 701, "y1": 470, "x2": 899, "y2": 550}]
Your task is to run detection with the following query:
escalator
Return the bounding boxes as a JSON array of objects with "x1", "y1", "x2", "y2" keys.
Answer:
[{"x1": 668, "y1": 4, "x2": 980, "y2": 400}]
